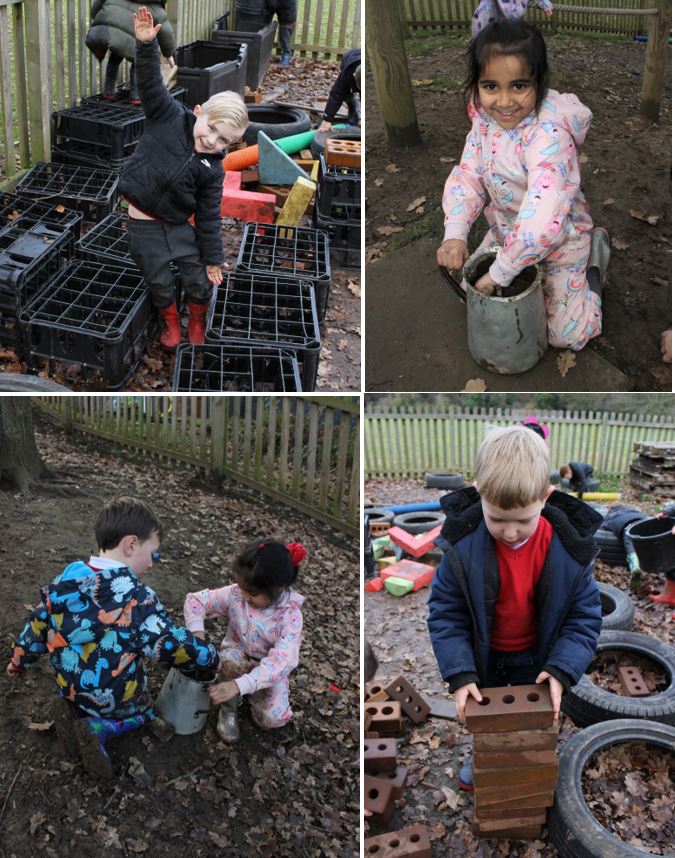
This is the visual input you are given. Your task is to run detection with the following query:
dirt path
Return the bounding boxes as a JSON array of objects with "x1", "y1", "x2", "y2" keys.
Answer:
[
  {"x1": 365, "y1": 478, "x2": 673, "y2": 856},
  {"x1": 365, "y1": 34, "x2": 671, "y2": 390},
  {"x1": 0, "y1": 412, "x2": 359, "y2": 858}
]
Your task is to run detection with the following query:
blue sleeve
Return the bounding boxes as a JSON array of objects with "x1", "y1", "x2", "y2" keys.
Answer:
[{"x1": 11, "y1": 603, "x2": 50, "y2": 668}]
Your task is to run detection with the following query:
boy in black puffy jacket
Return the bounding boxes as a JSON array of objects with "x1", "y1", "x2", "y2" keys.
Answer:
[{"x1": 118, "y1": 6, "x2": 248, "y2": 348}]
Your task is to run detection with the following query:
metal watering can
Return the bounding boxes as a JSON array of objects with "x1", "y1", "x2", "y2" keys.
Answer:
[
  {"x1": 463, "y1": 245, "x2": 548, "y2": 375},
  {"x1": 155, "y1": 667, "x2": 216, "y2": 735}
]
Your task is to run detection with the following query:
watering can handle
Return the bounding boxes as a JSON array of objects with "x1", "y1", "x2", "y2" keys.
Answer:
[
  {"x1": 194, "y1": 708, "x2": 211, "y2": 718},
  {"x1": 439, "y1": 265, "x2": 466, "y2": 304}
]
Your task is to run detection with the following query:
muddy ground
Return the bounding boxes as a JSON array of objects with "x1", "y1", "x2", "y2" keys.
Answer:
[
  {"x1": 364, "y1": 477, "x2": 674, "y2": 857},
  {"x1": 0, "y1": 409, "x2": 359, "y2": 858},
  {"x1": 0, "y1": 58, "x2": 360, "y2": 392},
  {"x1": 365, "y1": 33, "x2": 672, "y2": 391}
]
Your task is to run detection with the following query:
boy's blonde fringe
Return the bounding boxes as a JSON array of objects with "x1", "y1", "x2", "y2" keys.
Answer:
[
  {"x1": 201, "y1": 90, "x2": 249, "y2": 132},
  {"x1": 475, "y1": 425, "x2": 550, "y2": 509}
]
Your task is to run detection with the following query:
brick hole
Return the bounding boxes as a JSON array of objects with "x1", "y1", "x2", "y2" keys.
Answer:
[
  {"x1": 409, "y1": 834, "x2": 420, "y2": 843},
  {"x1": 388, "y1": 840, "x2": 400, "y2": 848},
  {"x1": 526, "y1": 692, "x2": 540, "y2": 702},
  {"x1": 367, "y1": 847, "x2": 380, "y2": 854},
  {"x1": 382, "y1": 706, "x2": 394, "y2": 715},
  {"x1": 404, "y1": 696, "x2": 413, "y2": 704},
  {"x1": 626, "y1": 669, "x2": 635, "y2": 675},
  {"x1": 368, "y1": 788, "x2": 380, "y2": 800},
  {"x1": 414, "y1": 705, "x2": 422, "y2": 712},
  {"x1": 371, "y1": 685, "x2": 383, "y2": 694},
  {"x1": 502, "y1": 694, "x2": 515, "y2": 704},
  {"x1": 366, "y1": 706, "x2": 378, "y2": 715},
  {"x1": 478, "y1": 697, "x2": 490, "y2": 706},
  {"x1": 377, "y1": 743, "x2": 388, "y2": 750}
]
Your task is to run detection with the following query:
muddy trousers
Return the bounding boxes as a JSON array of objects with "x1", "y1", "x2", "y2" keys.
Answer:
[
  {"x1": 127, "y1": 217, "x2": 212, "y2": 310},
  {"x1": 474, "y1": 230, "x2": 602, "y2": 352},
  {"x1": 219, "y1": 648, "x2": 293, "y2": 729},
  {"x1": 104, "y1": 52, "x2": 137, "y2": 101}
]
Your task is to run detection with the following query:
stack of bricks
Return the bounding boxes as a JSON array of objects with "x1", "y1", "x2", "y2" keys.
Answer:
[
  {"x1": 465, "y1": 683, "x2": 558, "y2": 839},
  {"x1": 364, "y1": 676, "x2": 432, "y2": 855}
]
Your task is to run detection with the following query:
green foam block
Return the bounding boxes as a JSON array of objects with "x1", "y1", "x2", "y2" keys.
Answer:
[{"x1": 384, "y1": 576, "x2": 415, "y2": 597}]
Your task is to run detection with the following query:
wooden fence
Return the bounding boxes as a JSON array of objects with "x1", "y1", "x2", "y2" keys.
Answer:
[
  {"x1": 365, "y1": 407, "x2": 675, "y2": 479},
  {"x1": 37, "y1": 395, "x2": 360, "y2": 536},
  {"x1": 400, "y1": 0, "x2": 660, "y2": 35},
  {"x1": 0, "y1": 0, "x2": 359, "y2": 181}
]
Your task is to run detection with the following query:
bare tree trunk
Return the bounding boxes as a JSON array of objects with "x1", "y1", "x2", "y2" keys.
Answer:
[{"x1": 0, "y1": 399, "x2": 50, "y2": 492}]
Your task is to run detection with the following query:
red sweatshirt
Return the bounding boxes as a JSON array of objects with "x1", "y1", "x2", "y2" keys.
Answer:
[{"x1": 491, "y1": 516, "x2": 553, "y2": 651}]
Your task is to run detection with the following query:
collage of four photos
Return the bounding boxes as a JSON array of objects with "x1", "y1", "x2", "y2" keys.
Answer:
[{"x1": 0, "y1": 0, "x2": 673, "y2": 856}]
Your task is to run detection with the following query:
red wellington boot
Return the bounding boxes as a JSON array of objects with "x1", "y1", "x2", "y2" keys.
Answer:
[
  {"x1": 158, "y1": 302, "x2": 182, "y2": 349},
  {"x1": 648, "y1": 578, "x2": 675, "y2": 606},
  {"x1": 187, "y1": 301, "x2": 208, "y2": 345}
]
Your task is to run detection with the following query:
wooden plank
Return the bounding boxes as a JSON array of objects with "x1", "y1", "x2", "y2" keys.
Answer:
[
  {"x1": 24, "y1": 0, "x2": 51, "y2": 163},
  {"x1": 279, "y1": 397, "x2": 291, "y2": 492},
  {"x1": 242, "y1": 397, "x2": 253, "y2": 476},
  {"x1": 291, "y1": 398, "x2": 305, "y2": 498},
  {"x1": 232, "y1": 399, "x2": 241, "y2": 469},
  {"x1": 318, "y1": 406, "x2": 334, "y2": 508},
  {"x1": 266, "y1": 397, "x2": 278, "y2": 486},
  {"x1": 347, "y1": 430, "x2": 359, "y2": 525},
  {"x1": 333, "y1": 410, "x2": 350, "y2": 517},
  {"x1": 11, "y1": 3, "x2": 28, "y2": 167},
  {"x1": 0, "y1": 6, "x2": 15, "y2": 177},
  {"x1": 254, "y1": 396, "x2": 265, "y2": 482}
]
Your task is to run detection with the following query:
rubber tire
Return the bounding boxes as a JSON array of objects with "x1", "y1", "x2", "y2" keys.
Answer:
[
  {"x1": 594, "y1": 527, "x2": 627, "y2": 567},
  {"x1": 244, "y1": 105, "x2": 311, "y2": 146},
  {"x1": 548, "y1": 719, "x2": 675, "y2": 858},
  {"x1": 310, "y1": 126, "x2": 361, "y2": 159},
  {"x1": 562, "y1": 630, "x2": 675, "y2": 727},
  {"x1": 425, "y1": 472, "x2": 464, "y2": 490},
  {"x1": 364, "y1": 507, "x2": 395, "y2": 525},
  {"x1": 0, "y1": 373, "x2": 71, "y2": 392},
  {"x1": 392, "y1": 510, "x2": 445, "y2": 534},
  {"x1": 549, "y1": 468, "x2": 561, "y2": 485},
  {"x1": 597, "y1": 582, "x2": 635, "y2": 631}
]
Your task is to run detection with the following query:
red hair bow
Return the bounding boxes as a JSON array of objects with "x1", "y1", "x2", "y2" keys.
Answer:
[{"x1": 286, "y1": 542, "x2": 307, "y2": 566}]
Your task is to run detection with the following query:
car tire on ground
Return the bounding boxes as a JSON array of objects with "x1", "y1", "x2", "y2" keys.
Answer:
[
  {"x1": 562, "y1": 630, "x2": 675, "y2": 727},
  {"x1": 0, "y1": 374, "x2": 71, "y2": 392},
  {"x1": 310, "y1": 126, "x2": 361, "y2": 159},
  {"x1": 392, "y1": 511, "x2": 445, "y2": 534},
  {"x1": 598, "y1": 582, "x2": 635, "y2": 631},
  {"x1": 243, "y1": 105, "x2": 311, "y2": 146},
  {"x1": 594, "y1": 527, "x2": 627, "y2": 567},
  {"x1": 364, "y1": 507, "x2": 395, "y2": 525},
  {"x1": 548, "y1": 719, "x2": 675, "y2": 858},
  {"x1": 424, "y1": 472, "x2": 464, "y2": 490}
]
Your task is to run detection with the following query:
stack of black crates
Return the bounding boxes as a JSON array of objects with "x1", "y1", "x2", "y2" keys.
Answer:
[{"x1": 313, "y1": 151, "x2": 361, "y2": 271}]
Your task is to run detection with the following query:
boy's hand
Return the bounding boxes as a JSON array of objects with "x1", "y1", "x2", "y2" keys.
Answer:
[
  {"x1": 454, "y1": 682, "x2": 483, "y2": 723},
  {"x1": 134, "y1": 6, "x2": 161, "y2": 42},
  {"x1": 206, "y1": 265, "x2": 223, "y2": 286},
  {"x1": 536, "y1": 671, "x2": 563, "y2": 720},
  {"x1": 545, "y1": 8, "x2": 553, "y2": 16},
  {"x1": 208, "y1": 680, "x2": 240, "y2": 704},
  {"x1": 6, "y1": 660, "x2": 25, "y2": 678},
  {"x1": 318, "y1": 120, "x2": 332, "y2": 133},
  {"x1": 474, "y1": 272, "x2": 499, "y2": 295},
  {"x1": 437, "y1": 239, "x2": 469, "y2": 271}
]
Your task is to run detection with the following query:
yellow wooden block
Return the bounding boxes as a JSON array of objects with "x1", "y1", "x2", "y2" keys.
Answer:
[
  {"x1": 276, "y1": 176, "x2": 317, "y2": 227},
  {"x1": 377, "y1": 555, "x2": 398, "y2": 572}
]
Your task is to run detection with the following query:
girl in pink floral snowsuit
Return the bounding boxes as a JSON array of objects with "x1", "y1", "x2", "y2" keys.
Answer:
[
  {"x1": 438, "y1": 21, "x2": 607, "y2": 351},
  {"x1": 472, "y1": 0, "x2": 553, "y2": 36},
  {"x1": 184, "y1": 539, "x2": 306, "y2": 742}
]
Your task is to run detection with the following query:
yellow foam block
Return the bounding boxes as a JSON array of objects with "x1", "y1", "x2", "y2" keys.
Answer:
[
  {"x1": 377, "y1": 555, "x2": 398, "y2": 572},
  {"x1": 276, "y1": 175, "x2": 317, "y2": 226}
]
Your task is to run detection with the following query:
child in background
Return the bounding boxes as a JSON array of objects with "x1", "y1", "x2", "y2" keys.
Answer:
[
  {"x1": 472, "y1": 0, "x2": 553, "y2": 37},
  {"x1": 6, "y1": 497, "x2": 219, "y2": 780},
  {"x1": 560, "y1": 460, "x2": 595, "y2": 492},
  {"x1": 184, "y1": 539, "x2": 306, "y2": 743},
  {"x1": 266, "y1": 0, "x2": 297, "y2": 67},
  {"x1": 520, "y1": 415, "x2": 550, "y2": 442},
  {"x1": 437, "y1": 20, "x2": 610, "y2": 352},
  {"x1": 428, "y1": 426, "x2": 602, "y2": 790},
  {"x1": 120, "y1": 6, "x2": 248, "y2": 349}
]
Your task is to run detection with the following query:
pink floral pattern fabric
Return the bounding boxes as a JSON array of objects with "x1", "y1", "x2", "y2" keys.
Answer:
[{"x1": 471, "y1": 0, "x2": 553, "y2": 36}]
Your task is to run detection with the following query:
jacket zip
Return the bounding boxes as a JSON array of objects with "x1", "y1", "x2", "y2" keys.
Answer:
[{"x1": 153, "y1": 150, "x2": 197, "y2": 213}]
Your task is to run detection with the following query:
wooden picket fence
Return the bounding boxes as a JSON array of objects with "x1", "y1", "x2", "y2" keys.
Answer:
[
  {"x1": 0, "y1": 0, "x2": 359, "y2": 181},
  {"x1": 400, "y1": 0, "x2": 658, "y2": 35},
  {"x1": 37, "y1": 395, "x2": 360, "y2": 536},
  {"x1": 365, "y1": 406, "x2": 675, "y2": 478}
]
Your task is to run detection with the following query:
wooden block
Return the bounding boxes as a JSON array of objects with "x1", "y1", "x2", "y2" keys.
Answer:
[
  {"x1": 299, "y1": 148, "x2": 313, "y2": 159},
  {"x1": 474, "y1": 812, "x2": 546, "y2": 831},
  {"x1": 377, "y1": 555, "x2": 398, "y2": 572},
  {"x1": 474, "y1": 748, "x2": 557, "y2": 769},
  {"x1": 465, "y1": 684, "x2": 554, "y2": 733},
  {"x1": 364, "y1": 775, "x2": 395, "y2": 824},
  {"x1": 276, "y1": 176, "x2": 316, "y2": 226},
  {"x1": 364, "y1": 825, "x2": 432, "y2": 858},
  {"x1": 374, "y1": 765, "x2": 408, "y2": 800},
  {"x1": 365, "y1": 731, "x2": 380, "y2": 739},
  {"x1": 473, "y1": 724, "x2": 558, "y2": 752},
  {"x1": 476, "y1": 806, "x2": 548, "y2": 821},
  {"x1": 618, "y1": 666, "x2": 651, "y2": 697},
  {"x1": 474, "y1": 762, "x2": 558, "y2": 790},
  {"x1": 473, "y1": 820, "x2": 542, "y2": 839},
  {"x1": 244, "y1": 90, "x2": 262, "y2": 103},
  {"x1": 240, "y1": 167, "x2": 260, "y2": 185},
  {"x1": 475, "y1": 787, "x2": 556, "y2": 811},
  {"x1": 365, "y1": 682, "x2": 390, "y2": 702},
  {"x1": 364, "y1": 701, "x2": 404, "y2": 736},
  {"x1": 385, "y1": 675, "x2": 431, "y2": 724},
  {"x1": 364, "y1": 738, "x2": 397, "y2": 773},
  {"x1": 325, "y1": 137, "x2": 361, "y2": 169},
  {"x1": 256, "y1": 183, "x2": 291, "y2": 207}
]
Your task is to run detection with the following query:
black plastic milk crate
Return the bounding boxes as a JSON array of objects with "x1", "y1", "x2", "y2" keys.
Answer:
[
  {"x1": 81, "y1": 86, "x2": 187, "y2": 107},
  {"x1": 51, "y1": 138, "x2": 135, "y2": 172},
  {"x1": 175, "y1": 41, "x2": 248, "y2": 107},
  {"x1": 21, "y1": 260, "x2": 153, "y2": 390},
  {"x1": 0, "y1": 219, "x2": 73, "y2": 348},
  {"x1": 236, "y1": 222, "x2": 332, "y2": 323},
  {"x1": 211, "y1": 22, "x2": 277, "y2": 91},
  {"x1": 52, "y1": 103, "x2": 145, "y2": 162},
  {"x1": 15, "y1": 162, "x2": 120, "y2": 222},
  {"x1": 314, "y1": 209, "x2": 360, "y2": 271},
  {"x1": 317, "y1": 152, "x2": 361, "y2": 223},
  {"x1": 205, "y1": 272, "x2": 320, "y2": 391},
  {"x1": 0, "y1": 191, "x2": 83, "y2": 243},
  {"x1": 213, "y1": 10, "x2": 231, "y2": 30},
  {"x1": 173, "y1": 343, "x2": 301, "y2": 392}
]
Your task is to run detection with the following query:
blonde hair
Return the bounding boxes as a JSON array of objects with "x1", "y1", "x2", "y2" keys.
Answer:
[
  {"x1": 200, "y1": 91, "x2": 249, "y2": 135},
  {"x1": 475, "y1": 425, "x2": 550, "y2": 509}
]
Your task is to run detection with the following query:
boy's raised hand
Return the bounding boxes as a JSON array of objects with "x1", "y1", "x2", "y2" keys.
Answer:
[
  {"x1": 454, "y1": 681, "x2": 483, "y2": 723},
  {"x1": 134, "y1": 5, "x2": 161, "y2": 42},
  {"x1": 536, "y1": 671, "x2": 563, "y2": 720},
  {"x1": 206, "y1": 265, "x2": 223, "y2": 286}
]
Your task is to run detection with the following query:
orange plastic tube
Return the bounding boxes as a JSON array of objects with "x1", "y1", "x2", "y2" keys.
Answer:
[{"x1": 223, "y1": 144, "x2": 259, "y2": 171}]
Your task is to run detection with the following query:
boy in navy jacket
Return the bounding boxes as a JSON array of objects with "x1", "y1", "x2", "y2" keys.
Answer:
[{"x1": 428, "y1": 426, "x2": 602, "y2": 790}]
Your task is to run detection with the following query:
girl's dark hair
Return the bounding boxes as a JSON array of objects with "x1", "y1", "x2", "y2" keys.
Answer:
[
  {"x1": 463, "y1": 20, "x2": 549, "y2": 113},
  {"x1": 95, "y1": 496, "x2": 163, "y2": 551},
  {"x1": 234, "y1": 538, "x2": 302, "y2": 602}
]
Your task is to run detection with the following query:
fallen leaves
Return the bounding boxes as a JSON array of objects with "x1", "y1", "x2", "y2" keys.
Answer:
[
  {"x1": 557, "y1": 350, "x2": 576, "y2": 377},
  {"x1": 463, "y1": 378, "x2": 487, "y2": 391},
  {"x1": 376, "y1": 225, "x2": 404, "y2": 236},
  {"x1": 439, "y1": 156, "x2": 456, "y2": 164},
  {"x1": 374, "y1": 177, "x2": 384, "y2": 187},
  {"x1": 384, "y1": 163, "x2": 400, "y2": 173},
  {"x1": 347, "y1": 279, "x2": 361, "y2": 297},
  {"x1": 611, "y1": 237, "x2": 629, "y2": 250},
  {"x1": 629, "y1": 209, "x2": 660, "y2": 225},
  {"x1": 411, "y1": 79, "x2": 434, "y2": 86},
  {"x1": 407, "y1": 195, "x2": 427, "y2": 212}
]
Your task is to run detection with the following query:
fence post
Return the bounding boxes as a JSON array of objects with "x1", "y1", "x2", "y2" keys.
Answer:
[
  {"x1": 211, "y1": 396, "x2": 227, "y2": 476},
  {"x1": 165, "y1": 0, "x2": 183, "y2": 48},
  {"x1": 639, "y1": 0, "x2": 671, "y2": 121},
  {"x1": 24, "y1": 0, "x2": 51, "y2": 164}
]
